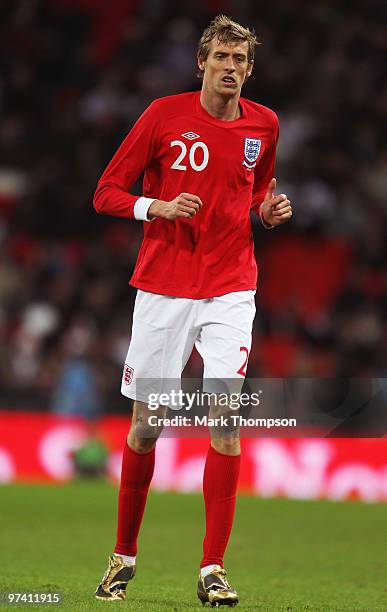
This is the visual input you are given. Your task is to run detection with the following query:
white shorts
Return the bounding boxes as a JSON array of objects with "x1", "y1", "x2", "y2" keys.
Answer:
[{"x1": 121, "y1": 289, "x2": 256, "y2": 404}]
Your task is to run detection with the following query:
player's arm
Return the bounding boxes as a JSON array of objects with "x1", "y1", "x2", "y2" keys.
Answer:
[
  {"x1": 251, "y1": 116, "x2": 292, "y2": 228},
  {"x1": 93, "y1": 102, "x2": 160, "y2": 221},
  {"x1": 93, "y1": 102, "x2": 202, "y2": 222}
]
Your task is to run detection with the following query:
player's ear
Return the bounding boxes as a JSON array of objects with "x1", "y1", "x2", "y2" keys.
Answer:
[
  {"x1": 246, "y1": 60, "x2": 254, "y2": 79},
  {"x1": 197, "y1": 53, "x2": 206, "y2": 72}
]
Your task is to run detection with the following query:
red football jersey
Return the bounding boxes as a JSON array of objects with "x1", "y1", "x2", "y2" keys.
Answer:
[{"x1": 94, "y1": 91, "x2": 279, "y2": 298}]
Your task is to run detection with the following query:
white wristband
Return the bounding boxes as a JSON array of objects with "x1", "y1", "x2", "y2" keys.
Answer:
[{"x1": 134, "y1": 197, "x2": 157, "y2": 222}]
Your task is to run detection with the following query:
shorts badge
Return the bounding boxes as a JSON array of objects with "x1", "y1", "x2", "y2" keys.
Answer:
[{"x1": 124, "y1": 365, "x2": 134, "y2": 385}]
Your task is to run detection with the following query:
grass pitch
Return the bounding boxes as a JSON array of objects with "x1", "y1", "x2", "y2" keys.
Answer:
[{"x1": 0, "y1": 482, "x2": 386, "y2": 611}]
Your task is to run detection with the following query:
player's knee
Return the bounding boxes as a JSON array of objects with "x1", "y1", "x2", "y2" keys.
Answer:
[
  {"x1": 132, "y1": 416, "x2": 163, "y2": 440},
  {"x1": 211, "y1": 436, "x2": 240, "y2": 456},
  {"x1": 128, "y1": 400, "x2": 165, "y2": 449},
  {"x1": 127, "y1": 418, "x2": 163, "y2": 452},
  {"x1": 127, "y1": 431, "x2": 158, "y2": 454}
]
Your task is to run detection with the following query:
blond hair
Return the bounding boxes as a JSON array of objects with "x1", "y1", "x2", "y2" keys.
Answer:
[{"x1": 197, "y1": 14, "x2": 259, "y2": 77}]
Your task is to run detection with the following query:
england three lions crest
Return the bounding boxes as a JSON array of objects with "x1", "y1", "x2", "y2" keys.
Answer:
[{"x1": 243, "y1": 138, "x2": 262, "y2": 169}]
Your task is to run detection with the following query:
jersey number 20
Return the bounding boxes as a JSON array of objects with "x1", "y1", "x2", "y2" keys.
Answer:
[{"x1": 170, "y1": 140, "x2": 209, "y2": 172}]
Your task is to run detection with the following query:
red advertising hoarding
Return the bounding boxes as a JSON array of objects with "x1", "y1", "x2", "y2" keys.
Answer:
[{"x1": 0, "y1": 411, "x2": 386, "y2": 502}]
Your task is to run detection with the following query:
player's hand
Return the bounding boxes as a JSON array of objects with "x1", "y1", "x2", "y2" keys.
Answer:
[
  {"x1": 148, "y1": 193, "x2": 203, "y2": 220},
  {"x1": 260, "y1": 178, "x2": 292, "y2": 227}
]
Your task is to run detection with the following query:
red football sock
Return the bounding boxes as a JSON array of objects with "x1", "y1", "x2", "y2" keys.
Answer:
[
  {"x1": 200, "y1": 445, "x2": 241, "y2": 568},
  {"x1": 114, "y1": 443, "x2": 155, "y2": 557}
]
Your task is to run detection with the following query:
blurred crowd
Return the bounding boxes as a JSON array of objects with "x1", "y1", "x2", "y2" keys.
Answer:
[{"x1": 0, "y1": 0, "x2": 386, "y2": 414}]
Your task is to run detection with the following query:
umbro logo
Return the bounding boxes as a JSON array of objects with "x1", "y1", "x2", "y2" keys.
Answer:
[{"x1": 181, "y1": 132, "x2": 200, "y2": 140}]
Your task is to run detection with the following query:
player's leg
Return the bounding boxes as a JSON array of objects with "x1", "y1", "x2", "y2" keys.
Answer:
[
  {"x1": 197, "y1": 428, "x2": 241, "y2": 607},
  {"x1": 195, "y1": 291, "x2": 255, "y2": 607},
  {"x1": 115, "y1": 399, "x2": 166, "y2": 555},
  {"x1": 96, "y1": 290, "x2": 198, "y2": 601},
  {"x1": 95, "y1": 400, "x2": 165, "y2": 601}
]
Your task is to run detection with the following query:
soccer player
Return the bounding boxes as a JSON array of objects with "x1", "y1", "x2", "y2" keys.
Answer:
[{"x1": 94, "y1": 14, "x2": 292, "y2": 607}]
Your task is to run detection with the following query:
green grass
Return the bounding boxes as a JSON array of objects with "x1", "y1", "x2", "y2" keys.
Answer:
[{"x1": 0, "y1": 483, "x2": 386, "y2": 611}]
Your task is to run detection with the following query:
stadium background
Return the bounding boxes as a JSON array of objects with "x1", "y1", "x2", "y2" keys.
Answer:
[
  {"x1": 1, "y1": 3, "x2": 387, "y2": 610},
  {"x1": 0, "y1": 0, "x2": 386, "y2": 496}
]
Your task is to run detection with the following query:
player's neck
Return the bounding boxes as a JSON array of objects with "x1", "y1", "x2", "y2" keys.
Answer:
[{"x1": 200, "y1": 90, "x2": 241, "y2": 121}]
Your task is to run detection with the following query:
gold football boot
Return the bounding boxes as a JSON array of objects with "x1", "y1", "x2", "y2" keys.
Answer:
[
  {"x1": 95, "y1": 553, "x2": 136, "y2": 601},
  {"x1": 197, "y1": 566, "x2": 239, "y2": 607}
]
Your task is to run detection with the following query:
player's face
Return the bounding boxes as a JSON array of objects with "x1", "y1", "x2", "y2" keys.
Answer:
[{"x1": 198, "y1": 39, "x2": 253, "y2": 97}]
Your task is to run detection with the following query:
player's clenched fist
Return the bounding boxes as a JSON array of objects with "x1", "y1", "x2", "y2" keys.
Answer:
[
  {"x1": 260, "y1": 178, "x2": 293, "y2": 227},
  {"x1": 148, "y1": 193, "x2": 203, "y2": 220}
]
